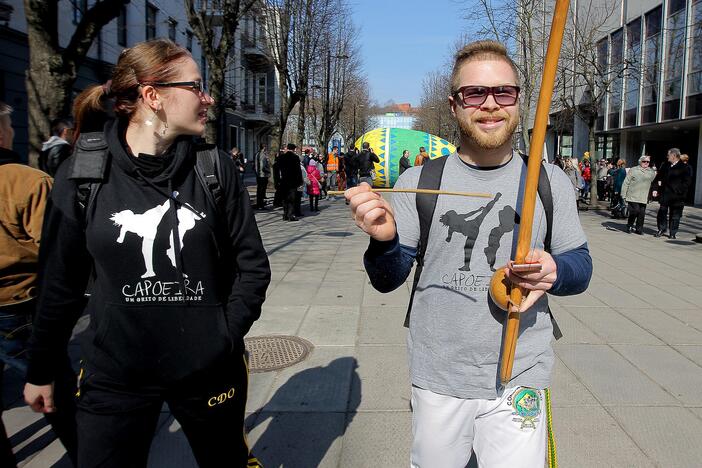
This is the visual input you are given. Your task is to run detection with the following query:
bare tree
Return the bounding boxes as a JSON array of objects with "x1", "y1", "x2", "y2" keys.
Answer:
[
  {"x1": 23, "y1": 0, "x2": 128, "y2": 165},
  {"x1": 261, "y1": 0, "x2": 336, "y2": 149},
  {"x1": 185, "y1": 0, "x2": 258, "y2": 144},
  {"x1": 337, "y1": 74, "x2": 371, "y2": 146},
  {"x1": 413, "y1": 70, "x2": 457, "y2": 142}
]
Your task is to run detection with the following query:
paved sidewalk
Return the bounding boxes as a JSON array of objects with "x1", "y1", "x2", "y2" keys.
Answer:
[{"x1": 5, "y1": 197, "x2": 702, "y2": 467}]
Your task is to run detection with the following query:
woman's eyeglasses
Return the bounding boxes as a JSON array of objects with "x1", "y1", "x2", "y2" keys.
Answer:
[
  {"x1": 141, "y1": 80, "x2": 206, "y2": 94},
  {"x1": 453, "y1": 85, "x2": 520, "y2": 107}
]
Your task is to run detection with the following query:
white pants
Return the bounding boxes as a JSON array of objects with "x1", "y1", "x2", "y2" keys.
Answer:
[{"x1": 410, "y1": 386, "x2": 547, "y2": 468}]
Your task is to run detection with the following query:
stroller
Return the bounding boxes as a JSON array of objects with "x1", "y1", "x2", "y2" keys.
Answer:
[{"x1": 611, "y1": 198, "x2": 629, "y2": 219}]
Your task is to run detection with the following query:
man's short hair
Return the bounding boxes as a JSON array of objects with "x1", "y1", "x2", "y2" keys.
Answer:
[
  {"x1": 50, "y1": 118, "x2": 73, "y2": 137},
  {"x1": 638, "y1": 155, "x2": 651, "y2": 163},
  {"x1": 450, "y1": 40, "x2": 520, "y2": 93},
  {"x1": 286, "y1": 143, "x2": 297, "y2": 150},
  {"x1": 668, "y1": 148, "x2": 681, "y2": 158},
  {"x1": 332, "y1": 146, "x2": 338, "y2": 150},
  {"x1": 419, "y1": 146, "x2": 425, "y2": 152},
  {"x1": 362, "y1": 142, "x2": 370, "y2": 149}
]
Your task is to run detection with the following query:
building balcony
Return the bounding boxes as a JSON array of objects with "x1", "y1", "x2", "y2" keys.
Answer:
[
  {"x1": 237, "y1": 101, "x2": 276, "y2": 123},
  {"x1": 242, "y1": 35, "x2": 271, "y2": 70}
]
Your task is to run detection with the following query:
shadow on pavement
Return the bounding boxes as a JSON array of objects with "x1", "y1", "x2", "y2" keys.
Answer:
[{"x1": 246, "y1": 357, "x2": 360, "y2": 467}]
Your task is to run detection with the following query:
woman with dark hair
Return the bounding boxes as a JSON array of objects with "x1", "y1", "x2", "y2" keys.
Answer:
[{"x1": 23, "y1": 39, "x2": 270, "y2": 467}]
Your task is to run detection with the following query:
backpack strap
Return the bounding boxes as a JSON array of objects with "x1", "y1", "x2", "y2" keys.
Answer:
[
  {"x1": 194, "y1": 145, "x2": 225, "y2": 215},
  {"x1": 518, "y1": 153, "x2": 561, "y2": 339},
  {"x1": 404, "y1": 156, "x2": 449, "y2": 328},
  {"x1": 67, "y1": 132, "x2": 110, "y2": 225},
  {"x1": 518, "y1": 153, "x2": 553, "y2": 253}
]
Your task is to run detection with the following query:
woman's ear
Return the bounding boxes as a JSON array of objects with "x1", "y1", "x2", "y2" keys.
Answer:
[{"x1": 140, "y1": 85, "x2": 161, "y2": 111}]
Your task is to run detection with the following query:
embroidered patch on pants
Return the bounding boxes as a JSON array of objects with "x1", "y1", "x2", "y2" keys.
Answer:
[{"x1": 508, "y1": 387, "x2": 542, "y2": 430}]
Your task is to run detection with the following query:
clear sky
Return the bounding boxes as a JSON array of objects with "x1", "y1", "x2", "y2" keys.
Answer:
[{"x1": 351, "y1": 0, "x2": 471, "y2": 107}]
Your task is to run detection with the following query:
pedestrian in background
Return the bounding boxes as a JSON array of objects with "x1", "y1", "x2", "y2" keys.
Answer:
[
  {"x1": 621, "y1": 155, "x2": 655, "y2": 234},
  {"x1": 596, "y1": 159, "x2": 608, "y2": 201},
  {"x1": 653, "y1": 148, "x2": 692, "y2": 239},
  {"x1": 254, "y1": 143, "x2": 270, "y2": 209},
  {"x1": 23, "y1": 39, "x2": 271, "y2": 467},
  {"x1": 358, "y1": 142, "x2": 379, "y2": 186},
  {"x1": 414, "y1": 146, "x2": 429, "y2": 166},
  {"x1": 39, "y1": 118, "x2": 73, "y2": 177},
  {"x1": 0, "y1": 102, "x2": 78, "y2": 468},
  {"x1": 278, "y1": 143, "x2": 303, "y2": 221},
  {"x1": 306, "y1": 159, "x2": 321, "y2": 212},
  {"x1": 399, "y1": 149, "x2": 411, "y2": 175},
  {"x1": 612, "y1": 159, "x2": 627, "y2": 209}
]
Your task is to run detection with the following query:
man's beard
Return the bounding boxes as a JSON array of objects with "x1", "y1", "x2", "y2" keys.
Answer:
[{"x1": 458, "y1": 112, "x2": 518, "y2": 150}]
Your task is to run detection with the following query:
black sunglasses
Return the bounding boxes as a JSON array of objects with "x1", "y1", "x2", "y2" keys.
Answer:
[
  {"x1": 453, "y1": 85, "x2": 520, "y2": 107},
  {"x1": 142, "y1": 80, "x2": 206, "y2": 93}
]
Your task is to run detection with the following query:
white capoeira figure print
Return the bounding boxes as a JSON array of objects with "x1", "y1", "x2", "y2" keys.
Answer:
[
  {"x1": 110, "y1": 200, "x2": 171, "y2": 278},
  {"x1": 166, "y1": 204, "x2": 204, "y2": 272}
]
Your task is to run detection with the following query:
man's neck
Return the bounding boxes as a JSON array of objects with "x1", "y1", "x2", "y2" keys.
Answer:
[
  {"x1": 125, "y1": 121, "x2": 176, "y2": 157},
  {"x1": 456, "y1": 138, "x2": 513, "y2": 167}
]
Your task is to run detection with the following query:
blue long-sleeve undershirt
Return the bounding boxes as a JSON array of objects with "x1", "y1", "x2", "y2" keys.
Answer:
[{"x1": 364, "y1": 235, "x2": 592, "y2": 296}]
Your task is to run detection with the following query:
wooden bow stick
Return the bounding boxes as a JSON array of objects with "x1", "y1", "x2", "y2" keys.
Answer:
[
  {"x1": 327, "y1": 189, "x2": 493, "y2": 198},
  {"x1": 497, "y1": 0, "x2": 571, "y2": 386}
]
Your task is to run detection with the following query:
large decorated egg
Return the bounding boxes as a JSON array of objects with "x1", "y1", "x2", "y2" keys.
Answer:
[{"x1": 354, "y1": 128, "x2": 456, "y2": 187}]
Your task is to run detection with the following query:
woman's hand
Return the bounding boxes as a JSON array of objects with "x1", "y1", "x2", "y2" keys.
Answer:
[{"x1": 24, "y1": 382, "x2": 56, "y2": 413}]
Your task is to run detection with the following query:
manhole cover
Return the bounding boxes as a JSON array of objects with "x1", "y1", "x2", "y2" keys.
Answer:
[{"x1": 244, "y1": 335, "x2": 313, "y2": 372}]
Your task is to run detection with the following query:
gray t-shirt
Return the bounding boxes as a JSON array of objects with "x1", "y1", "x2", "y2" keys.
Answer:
[{"x1": 393, "y1": 152, "x2": 586, "y2": 399}]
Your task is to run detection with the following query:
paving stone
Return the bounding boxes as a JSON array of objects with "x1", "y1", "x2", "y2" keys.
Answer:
[
  {"x1": 549, "y1": 308, "x2": 604, "y2": 345},
  {"x1": 549, "y1": 291, "x2": 608, "y2": 308},
  {"x1": 246, "y1": 371, "x2": 277, "y2": 413},
  {"x1": 550, "y1": 358, "x2": 599, "y2": 407},
  {"x1": 564, "y1": 307, "x2": 664, "y2": 344},
  {"x1": 363, "y1": 281, "x2": 411, "y2": 307},
  {"x1": 338, "y1": 412, "x2": 412, "y2": 467},
  {"x1": 247, "y1": 412, "x2": 346, "y2": 468},
  {"x1": 298, "y1": 305, "x2": 361, "y2": 346},
  {"x1": 612, "y1": 344, "x2": 702, "y2": 405},
  {"x1": 551, "y1": 406, "x2": 652, "y2": 468},
  {"x1": 358, "y1": 306, "x2": 409, "y2": 345},
  {"x1": 616, "y1": 308, "x2": 702, "y2": 345},
  {"x1": 584, "y1": 286, "x2": 653, "y2": 309},
  {"x1": 556, "y1": 345, "x2": 677, "y2": 406},
  {"x1": 263, "y1": 347, "x2": 357, "y2": 412},
  {"x1": 672, "y1": 345, "x2": 702, "y2": 366},
  {"x1": 663, "y1": 308, "x2": 702, "y2": 331},
  {"x1": 264, "y1": 281, "x2": 321, "y2": 306},
  {"x1": 607, "y1": 406, "x2": 702, "y2": 468},
  {"x1": 248, "y1": 305, "x2": 309, "y2": 336},
  {"x1": 353, "y1": 346, "x2": 411, "y2": 411},
  {"x1": 310, "y1": 281, "x2": 364, "y2": 306}
]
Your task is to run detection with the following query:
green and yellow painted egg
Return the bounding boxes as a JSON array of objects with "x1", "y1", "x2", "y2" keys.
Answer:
[{"x1": 354, "y1": 128, "x2": 456, "y2": 187}]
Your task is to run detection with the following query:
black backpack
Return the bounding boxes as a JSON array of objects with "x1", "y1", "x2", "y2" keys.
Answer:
[
  {"x1": 67, "y1": 132, "x2": 225, "y2": 223},
  {"x1": 404, "y1": 154, "x2": 561, "y2": 338}
]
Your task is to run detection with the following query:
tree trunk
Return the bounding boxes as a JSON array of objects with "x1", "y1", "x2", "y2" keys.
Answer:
[
  {"x1": 206, "y1": 66, "x2": 225, "y2": 144},
  {"x1": 297, "y1": 95, "x2": 306, "y2": 149},
  {"x1": 588, "y1": 121, "x2": 601, "y2": 206}
]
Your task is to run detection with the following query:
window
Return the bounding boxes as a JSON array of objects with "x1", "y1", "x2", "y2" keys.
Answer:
[
  {"x1": 624, "y1": 18, "x2": 642, "y2": 126},
  {"x1": 687, "y1": 0, "x2": 702, "y2": 116},
  {"x1": 257, "y1": 74, "x2": 267, "y2": 106},
  {"x1": 117, "y1": 6, "x2": 128, "y2": 47},
  {"x1": 73, "y1": 0, "x2": 88, "y2": 24},
  {"x1": 146, "y1": 3, "x2": 158, "y2": 40},
  {"x1": 608, "y1": 29, "x2": 624, "y2": 129},
  {"x1": 186, "y1": 30, "x2": 193, "y2": 51},
  {"x1": 642, "y1": 6, "x2": 662, "y2": 123},
  {"x1": 168, "y1": 18, "x2": 177, "y2": 42},
  {"x1": 663, "y1": 0, "x2": 687, "y2": 119}
]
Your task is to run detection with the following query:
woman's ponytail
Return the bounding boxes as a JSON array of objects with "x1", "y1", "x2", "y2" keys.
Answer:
[{"x1": 72, "y1": 84, "x2": 109, "y2": 143}]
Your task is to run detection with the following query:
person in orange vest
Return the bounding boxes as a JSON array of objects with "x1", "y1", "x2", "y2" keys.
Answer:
[
  {"x1": 414, "y1": 146, "x2": 429, "y2": 166},
  {"x1": 326, "y1": 146, "x2": 339, "y2": 191}
]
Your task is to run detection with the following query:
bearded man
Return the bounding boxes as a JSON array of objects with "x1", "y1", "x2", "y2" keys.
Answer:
[{"x1": 345, "y1": 40, "x2": 592, "y2": 466}]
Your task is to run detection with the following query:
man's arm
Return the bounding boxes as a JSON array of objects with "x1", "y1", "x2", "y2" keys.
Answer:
[
  {"x1": 549, "y1": 243, "x2": 592, "y2": 296},
  {"x1": 364, "y1": 234, "x2": 416, "y2": 293}
]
